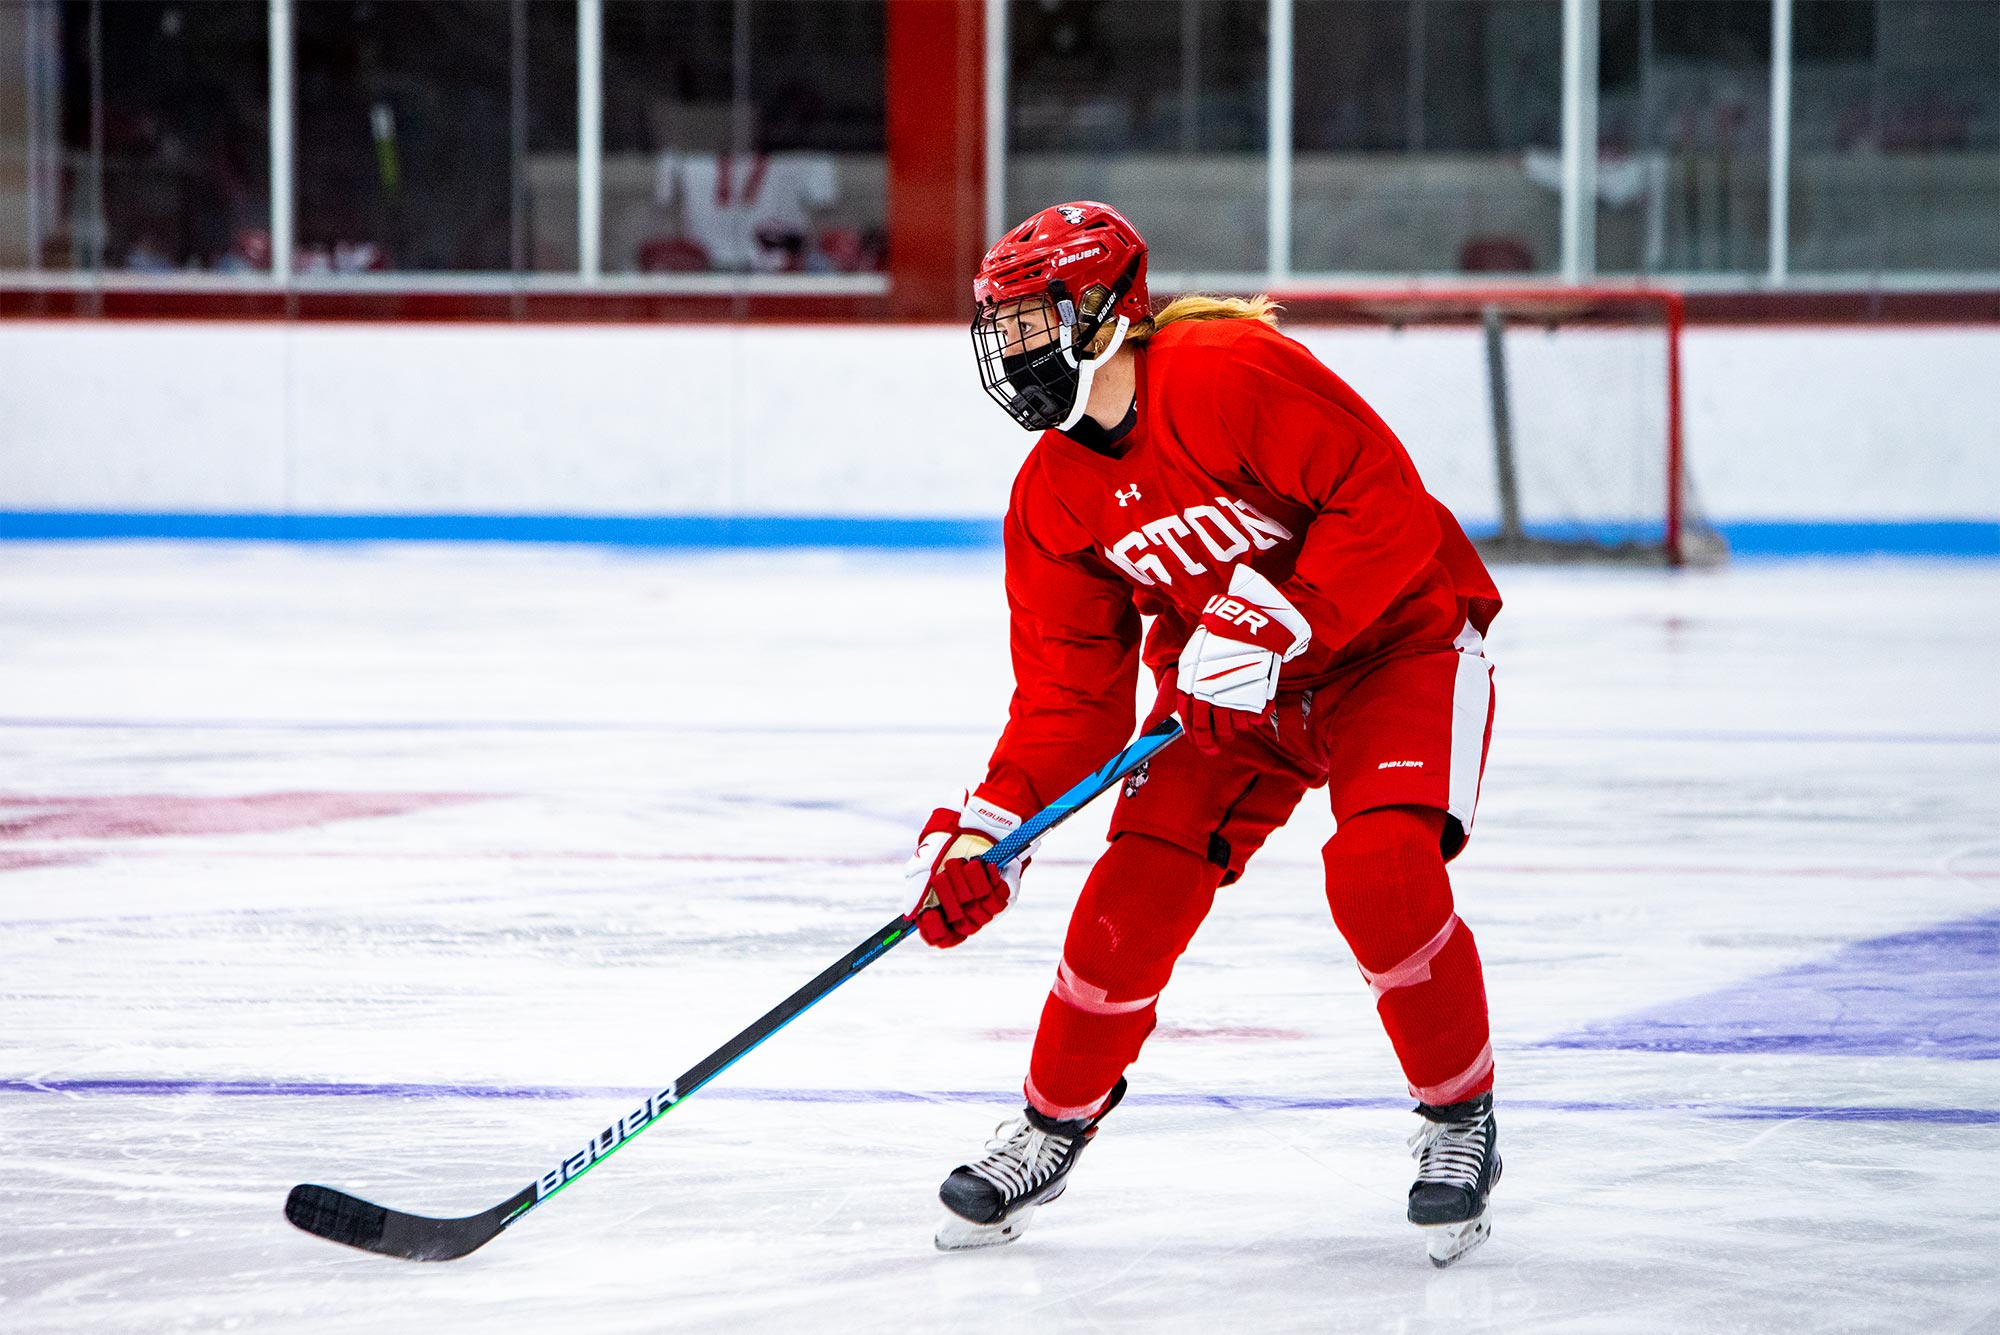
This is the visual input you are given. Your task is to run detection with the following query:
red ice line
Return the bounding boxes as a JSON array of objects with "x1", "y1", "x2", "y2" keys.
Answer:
[
  {"x1": 7, "y1": 851, "x2": 1992, "y2": 879},
  {"x1": 0, "y1": 794, "x2": 1990, "y2": 884},
  {"x1": 1, "y1": 840, "x2": 1991, "y2": 883},
  {"x1": 0, "y1": 792, "x2": 487, "y2": 841},
  {"x1": 985, "y1": 1025, "x2": 1309, "y2": 1043},
  {"x1": 0, "y1": 850, "x2": 87, "y2": 872}
]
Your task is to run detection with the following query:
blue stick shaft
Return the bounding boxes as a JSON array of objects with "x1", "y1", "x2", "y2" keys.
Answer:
[{"x1": 980, "y1": 716, "x2": 1183, "y2": 867}]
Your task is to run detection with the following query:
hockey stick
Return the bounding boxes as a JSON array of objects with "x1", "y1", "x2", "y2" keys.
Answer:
[{"x1": 284, "y1": 716, "x2": 1182, "y2": 1261}]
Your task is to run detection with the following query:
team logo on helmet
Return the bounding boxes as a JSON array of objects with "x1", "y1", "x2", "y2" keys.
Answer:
[{"x1": 1057, "y1": 205, "x2": 1085, "y2": 224}]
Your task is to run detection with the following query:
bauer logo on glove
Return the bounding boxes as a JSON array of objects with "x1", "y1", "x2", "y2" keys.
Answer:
[{"x1": 1174, "y1": 564, "x2": 1311, "y2": 755}]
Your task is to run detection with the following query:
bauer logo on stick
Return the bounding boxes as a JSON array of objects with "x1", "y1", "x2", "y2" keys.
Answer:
[{"x1": 534, "y1": 1081, "x2": 681, "y2": 1200}]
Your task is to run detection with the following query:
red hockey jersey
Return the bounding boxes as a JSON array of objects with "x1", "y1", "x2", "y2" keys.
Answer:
[{"x1": 977, "y1": 316, "x2": 1502, "y2": 818}]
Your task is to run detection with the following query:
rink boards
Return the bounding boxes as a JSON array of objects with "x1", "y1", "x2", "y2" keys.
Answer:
[{"x1": 2, "y1": 321, "x2": 1997, "y2": 554}]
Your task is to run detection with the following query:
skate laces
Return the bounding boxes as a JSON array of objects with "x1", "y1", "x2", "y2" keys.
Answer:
[
  {"x1": 1408, "y1": 1113, "x2": 1490, "y2": 1191},
  {"x1": 965, "y1": 1117, "x2": 1070, "y2": 1201}
]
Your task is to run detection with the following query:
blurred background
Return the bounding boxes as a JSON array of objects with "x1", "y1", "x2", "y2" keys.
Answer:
[
  {"x1": 2, "y1": 0, "x2": 1995, "y2": 287},
  {"x1": 0, "y1": 0, "x2": 1994, "y2": 555}
]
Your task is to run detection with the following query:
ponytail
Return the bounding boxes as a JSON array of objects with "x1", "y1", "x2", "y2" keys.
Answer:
[{"x1": 1123, "y1": 293, "x2": 1281, "y2": 347}]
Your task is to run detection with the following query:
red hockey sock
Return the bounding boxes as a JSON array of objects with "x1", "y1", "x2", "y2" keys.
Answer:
[
  {"x1": 1323, "y1": 806, "x2": 1494, "y2": 1104},
  {"x1": 1024, "y1": 833, "x2": 1223, "y2": 1120}
]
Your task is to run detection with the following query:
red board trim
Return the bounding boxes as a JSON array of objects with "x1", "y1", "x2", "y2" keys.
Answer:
[
  {"x1": 6, "y1": 285, "x2": 1994, "y2": 326},
  {"x1": 0, "y1": 287, "x2": 902, "y2": 323}
]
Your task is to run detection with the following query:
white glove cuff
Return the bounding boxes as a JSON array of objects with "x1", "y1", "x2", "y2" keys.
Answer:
[{"x1": 961, "y1": 792, "x2": 1023, "y2": 842}]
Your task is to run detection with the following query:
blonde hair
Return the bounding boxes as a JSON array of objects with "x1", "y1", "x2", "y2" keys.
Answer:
[{"x1": 1083, "y1": 291, "x2": 1280, "y2": 354}]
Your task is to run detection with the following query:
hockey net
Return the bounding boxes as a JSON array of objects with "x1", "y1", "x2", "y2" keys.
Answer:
[{"x1": 1271, "y1": 288, "x2": 1725, "y2": 567}]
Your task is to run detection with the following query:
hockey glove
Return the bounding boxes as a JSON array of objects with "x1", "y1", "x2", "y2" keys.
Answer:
[
  {"x1": 1175, "y1": 564, "x2": 1312, "y2": 755},
  {"x1": 905, "y1": 793, "x2": 1029, "y2": 948}
]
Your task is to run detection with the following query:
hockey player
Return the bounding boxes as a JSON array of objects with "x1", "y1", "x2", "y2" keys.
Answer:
[{"x1": 907, "y1": 202, "x2": 1504, "y2": 1267}]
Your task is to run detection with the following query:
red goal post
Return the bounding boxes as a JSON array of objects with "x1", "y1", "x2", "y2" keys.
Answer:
[{"x1": 1255, "y1": 286, "x2": 1717, "y2": 568}]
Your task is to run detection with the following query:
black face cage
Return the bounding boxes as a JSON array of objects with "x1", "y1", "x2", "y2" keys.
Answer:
[
  {"x1": 971, "y1": 259, "x2": 1139, "y2": 432},
  {"x1": 971, "y1": 283, "x2": 1098, "y2": 432}
]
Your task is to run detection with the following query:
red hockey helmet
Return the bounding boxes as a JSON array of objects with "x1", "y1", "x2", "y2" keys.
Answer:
[{"x1": 971, "y1": 202, "x2": 1151, "y2": 432}]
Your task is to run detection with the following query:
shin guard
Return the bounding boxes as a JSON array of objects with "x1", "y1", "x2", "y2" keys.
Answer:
[
  {"x1": 1025, "y1": 834, "x2": 1222, "y2": 1119},
  {"x1": 1324, "y1": 807, "x2": 1494, "y2": 1103}
]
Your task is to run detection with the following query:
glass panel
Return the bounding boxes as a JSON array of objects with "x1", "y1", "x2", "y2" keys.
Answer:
[
  {"x1": 1790, "y1": 0, "x2": 1999, "y2": 274},
  {"x1": 524, "y1": 1, "x2": 580, "y2": 274},
  {"x1": 0, "y1": 0, "x2": 268, "y2": 273},
  {"x1": 294, "y1": 0, "x2": 575, "y2": 275},
  {"x1": 0, "y1": 2, "x2": 49, "y2": 269},
  {"x1": 1291, "y1": 0, "x2": 1563, "y2": 275},
  {"x1": 1596, "y1": 0, "x2": 1773, "y2": 275},
  {"x1": 1007, "y1": 0, "x2": 1267, "y2": 275},
  {"x1": 601, "y1": 0, "x2": 886, "y2": 275}
]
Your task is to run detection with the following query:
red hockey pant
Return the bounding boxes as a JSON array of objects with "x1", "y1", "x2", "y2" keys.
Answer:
[
  {"x1": 1025, "y1": 811, "x2": 1493, "y2": 1120},
  {"x1": 1025, "y1": 641, "x2": 1498, "y2": 1120}
]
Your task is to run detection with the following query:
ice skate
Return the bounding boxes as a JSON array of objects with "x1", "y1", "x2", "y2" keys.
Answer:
[
  {"x1": 934, "y1": 1079, "x2": 1126, "y2": 1251},
  {"x1": 1406, "y1": 1092, "x2": 1501, "y2": 1268}
]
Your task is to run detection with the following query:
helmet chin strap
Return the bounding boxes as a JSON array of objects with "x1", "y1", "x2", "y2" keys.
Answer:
[{"x1": 1055, "y1": 315, "x2": 1131, "y2": 433}]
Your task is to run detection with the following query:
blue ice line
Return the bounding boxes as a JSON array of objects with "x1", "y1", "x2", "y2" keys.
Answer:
[
  {"x1": 1, "y1": 717, "x2": 1994, "y2": 746},
  {"x1": 0, "y1": 512, "x2": 1007, "y2": 548},
  {"x1": 0, "y1": 717, "x2": 994, "y2": 736},
  {"x1": 4, "y1": 1078, "x2": 1995, "y2": 1126},
  {"x1": 1, "y1": 512, "x2": 1996, "y2": 556}
]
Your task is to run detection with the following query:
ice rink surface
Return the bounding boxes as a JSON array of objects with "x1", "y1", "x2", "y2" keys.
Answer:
[{"x1": 1, "y1": 542, "x2": 1996, "y2": 1334}]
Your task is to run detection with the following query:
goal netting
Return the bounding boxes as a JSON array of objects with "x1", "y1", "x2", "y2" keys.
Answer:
[{"x1": 1276, "y1": 288, "x2": 1725, "y2": 567}]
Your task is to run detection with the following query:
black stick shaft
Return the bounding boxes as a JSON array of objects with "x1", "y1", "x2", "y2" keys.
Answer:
[{"x1": 286, "y1": 717, "x2": 1183, "y2": 1259}]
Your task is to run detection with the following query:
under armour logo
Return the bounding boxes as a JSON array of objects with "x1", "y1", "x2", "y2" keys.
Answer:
[{"x1": 1115, "y1": 485, "x2": 1142, "y2": 506}]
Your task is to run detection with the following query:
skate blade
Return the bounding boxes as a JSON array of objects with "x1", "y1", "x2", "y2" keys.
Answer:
[
  {"x1": 934, "y1": 1204, "x2": 1038, "y2": 1252},
  {"x1": 1422, "y1": 1215, "x2": 1491, "y2": 1268}
]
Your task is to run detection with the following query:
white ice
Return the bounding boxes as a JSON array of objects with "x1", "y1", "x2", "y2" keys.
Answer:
[{"x1": 1, "y1": 543, "x2": 1996, "y2": 1334}]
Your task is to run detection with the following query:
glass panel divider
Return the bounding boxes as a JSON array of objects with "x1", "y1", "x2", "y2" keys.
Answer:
[
  {"x1": 984, "y1": 0, "x2": 1008, "y2": 245},
  {"x1": 269, "y1": 0, "x2": 292, "y2": 283},
  {"x1": 1559, "y1": 0, "x2": 1598, "y2": 282},
  {"x1": 578, "y1": 0, "x2": 601, "y2": 283},
  {"x1": 1266, "y1": 0, "x2": 1292, "y2": 283},
  {"x1": 1767, "y1": 0, "x2": 1792, "y2": 286},
  {"x1": 86, "y1": 0, "x2": 103, "y2": 277},
  {"x1": 510, "y1": 0, "x2": 528, "y2": 282}
]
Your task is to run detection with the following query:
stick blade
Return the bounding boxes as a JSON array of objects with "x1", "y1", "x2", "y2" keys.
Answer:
[{"x1": 285, "y1": 1183, "x2": 511, "y2": 1262}]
